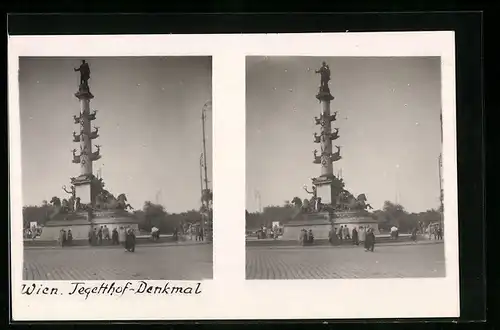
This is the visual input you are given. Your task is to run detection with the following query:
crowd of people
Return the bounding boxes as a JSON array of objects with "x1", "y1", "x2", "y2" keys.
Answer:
[
  {"x1": 254, "y1": 225, "x2": 282, "y2": 239},
  {"x1": 187, "y1": 224, "x2": 205, "y2": 241},
  {"x1": 296, "y1": 225, "x2": 377, "y2": 251},
  {"x1": 326, "y1": 225, "x2": 376, "y2": 252},
  {"x1": 24, "y1": 226, "x2": 42, "y2": 239},
  {"x1": 428, "y1": 225, "x2": 444, "y2": 240},
  {"x1": 299, "y1": 229, "x2": 314, "y2": 246},
  {"x1": 88, "y1": 225, "x2": 137, "y2": 252},
  {"x1": 58, "y1": 228, "x2": 73, "y2": 246},
  {"x1": 55, "y1": 225, "x2": 136, "y2": 252}
]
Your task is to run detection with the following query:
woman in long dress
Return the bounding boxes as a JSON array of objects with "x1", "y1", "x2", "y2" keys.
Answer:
[
  {"x1": 358, "y1": 226, "x2": 366, "y2": 246},
  {"x1": 118, "y1": 227, "x2": 126, "y2": 247},
  {"x1": 352, "y1": 227, "x2": 359, "y2": 245},
  {"x1": 364, "y1": 227, "x2": 375, "y2": 252}
]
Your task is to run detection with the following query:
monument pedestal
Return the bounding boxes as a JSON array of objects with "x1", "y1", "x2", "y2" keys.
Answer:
[
  {"x1": 282, "y1": 211, "x2": 333, "y2": 240},
  {"x1": 39, "y1": 211, "x2": 89, "y2": 240},
  {"x1": 72, "y1": 174, "x2": 93, "y2": 205},
  {"x1": 332, "y1": 210, "x2": 381, "y2": 234},
  {"x1": 39, "y1": 209, "x2": 139, "y2": 241},
  {"x1": 281, "y1": 209, "x2": 381, "y2": 242},
  {"x1": 312, "y1": 175, "x2": 344, "y2": 206}
]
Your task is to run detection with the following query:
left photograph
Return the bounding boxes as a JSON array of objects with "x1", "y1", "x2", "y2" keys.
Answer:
[{"x1": 20, "y1": 57, "x2": 213, "y2": 280}]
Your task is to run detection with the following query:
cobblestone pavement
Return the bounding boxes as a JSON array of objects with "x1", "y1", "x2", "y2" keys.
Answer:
[
  {"x1": 246, "y1": 243, "x2": 445, "y2": 279},
  {"x1": 24, "y1": 244, "x2": 213, "y2": 280}
]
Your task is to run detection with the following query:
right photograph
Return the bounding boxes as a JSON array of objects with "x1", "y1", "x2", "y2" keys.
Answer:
[{"x1": 245, "y1": 56, "x2": 445, "y2": 279}]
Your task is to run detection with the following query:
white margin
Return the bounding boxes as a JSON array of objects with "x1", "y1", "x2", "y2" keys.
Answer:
[{"x1": 9, "y1": 32, "x2": 458, "y2": 320}]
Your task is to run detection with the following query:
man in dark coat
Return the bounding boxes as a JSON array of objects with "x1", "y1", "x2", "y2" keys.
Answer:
[
  {"x1": 411, "y1": 227, "x2": 418, "y2": 242},
  {"x1": 125, "y1": 228, "x2": 136, "y2": 252},
  {"x1": 97, "y1": 226, "x2": 103, "y2": 245},
  {"x1": 328, "y1": 227, "x2": 336, "y2": 245},
  {"x1": 67, "y1": 229, "x2": 73, "y2": 246},
  {"x1": 308, "y1": 229, "x2": 314, "y2": 245},
  {"x1": 111, "y1": 228, "x2": 119, "y2": 245},
  {"x1": 364, "y1": 227, "x2": 375, "y2": 252}
]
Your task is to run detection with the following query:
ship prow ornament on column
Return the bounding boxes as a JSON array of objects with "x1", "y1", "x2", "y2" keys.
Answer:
[
  {"x1": 39, "y1": 60, "x2": 139, "y2": 241},
  {"x1": 282, "y1": 61, "x2": 379, "y2": 241}
]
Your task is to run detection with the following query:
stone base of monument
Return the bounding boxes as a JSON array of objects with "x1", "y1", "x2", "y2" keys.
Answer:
[
  {"x1": 24, "y1": 235, "x2": 181, "y2": 247},
  {"x1": 282, "y1": 211, "x2": 333, "y2": 240},
  {"x1": 281, "y1": 209, "x2": 381, "y2": 242},
  {"x1": 38, "y1": 209, "x2": 139, "y2": 241},
  {"x1": 246, "y1": 234, "x2": 415, "y2": 247},
  {"x1": 332, "y1": 210, "x2": 381, "y2": 234}
]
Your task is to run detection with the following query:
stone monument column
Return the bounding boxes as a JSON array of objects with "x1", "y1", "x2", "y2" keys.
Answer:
[
  {"x1": 312, "y1": 62, "x2": 342, "y2": 206},
  {"x1": 71, "y1": 60, "x2": 101, "y2": 206},
  {"x1": 319, "y1": 97, "x2": 334, "y2": 177},
  {"x1": 77, "y1": 93, "x2": 94, "y2": 176}
]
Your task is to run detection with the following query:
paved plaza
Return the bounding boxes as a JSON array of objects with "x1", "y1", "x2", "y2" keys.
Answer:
[
  {"x1": 246, "y1": 242, "x2": 445, "y2": 279},
  {"x1": 24, "y1": 243, "x2": 213, "y2": 280}
]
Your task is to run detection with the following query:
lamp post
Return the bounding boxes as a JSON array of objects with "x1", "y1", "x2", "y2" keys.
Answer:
[
  {"x1": 199, "y1": 153, "x2": 204, "y2": 207},
  {"x1": 202, "y1": 100, "x2": 212, "y2": 195},
  {"x1": 201, "y1": 100, "x2": 212, "y2": 240}
]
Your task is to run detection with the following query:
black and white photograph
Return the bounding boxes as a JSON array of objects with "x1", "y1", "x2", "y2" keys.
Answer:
[
  {"x1": 246, "y1": 56, "x2": 446, "y2": 279},
  {"x1": 10, "y1": 32, "x2": 461, "y2": 321},
  {"x1": 19, "y1": 56, "x2": 213, "y2": 280}
]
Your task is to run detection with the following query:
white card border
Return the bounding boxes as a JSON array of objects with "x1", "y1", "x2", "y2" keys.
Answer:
[{"x1": 9, "y1": 32, "x2": 459, "y2": 320}]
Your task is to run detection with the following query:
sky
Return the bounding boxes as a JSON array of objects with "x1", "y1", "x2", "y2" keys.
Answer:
[
  {"x1": 246, "y1": 56, "x2": 442, "y2": 213},
  {"x1": 19, "y1": 56, "x2": 212, "y2": 213}
]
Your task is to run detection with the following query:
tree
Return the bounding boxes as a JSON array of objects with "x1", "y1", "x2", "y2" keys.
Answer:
[
  {"x1": 291, "y1": 196, "x2": 302, "y2": 208},
  {"x1": 22, "y1": 204, "x2": 51, "y2": 228},
  {"x1": 373, "y1": 200, "x2": 442, "y2": 233},
  {"x1": 245, "y1": 204, "x2": 297, "y2": 230},
  {"x1": 142, "y1": 201, "x2": 170, "y2": 233},
  {"x1": 134, "y1": 210, "x2": 147, "y2": 231},
  {"x1": 379, "y1": 201, "x2": 406, "y2": 228}
]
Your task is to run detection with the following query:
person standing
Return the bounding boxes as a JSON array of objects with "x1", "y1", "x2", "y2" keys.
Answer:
[
  {"x1": 411, "y1": 227, "x2": 418, "y2": 243},
  {"x1": 299, "y1": 229, "x2": 306, "y2": 246},
  {"x1": 97, "y1": 226, "x2": 103, "y2": 245},
  {"x1": 390, "y1": 226, "x2": 398, "y2": 240},
  {"x1": 437, "y1": 226, "x2": 443, "y2": 240},
  {"x1": 112, "y1": 228, "x2": 119, "y2": 245},
  {"x1": 337, "y1": 225, "x2": 343, "y2": 242},
  {"x1": 59, "y1": 229, "x2": 65, "y2": 247},
  {"x1": 92, "y1": 228, "x2": 98, "y2": 245},
  {"x1": 67, "y1": 229, "x2": 73, "y2": 246},
  {"x1": 103, "y1": 225, "x2": 110, "y2": 241},
  {"x1": 352, "y1": 227, "x2": 359, "y2": 245},
  {"x1": 358, "y1": 226, "x2": 366, "y2": 246},
  {"x1": 308, "y1": 229, "x2": 314, "y2": 245},
  {"x1": 125, "y1": 228, "x2": 136, "y2": 252},
  {"x1": 364, "y1": 227, "x2": 375, "y2": 252},
  {"x1": 173, "y1": 227, "x2": 179, "y2": 242},
  {"x1": 344, "y1": 226, "x2": 350, "y2": 240},
  {"x1": 118, "y1": 226, "x2": 126, "y2": 247},
  {"x1": 329, "y1": 227, "x2": 336, "y2": 245}
]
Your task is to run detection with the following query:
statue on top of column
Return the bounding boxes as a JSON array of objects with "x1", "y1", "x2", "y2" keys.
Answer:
[
  {"x1": 74, "y1": 60, "x2": 91, "y2": 89},
  {"x1": 315, "y1": 61, "x2": 331, "y2": 91}
]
